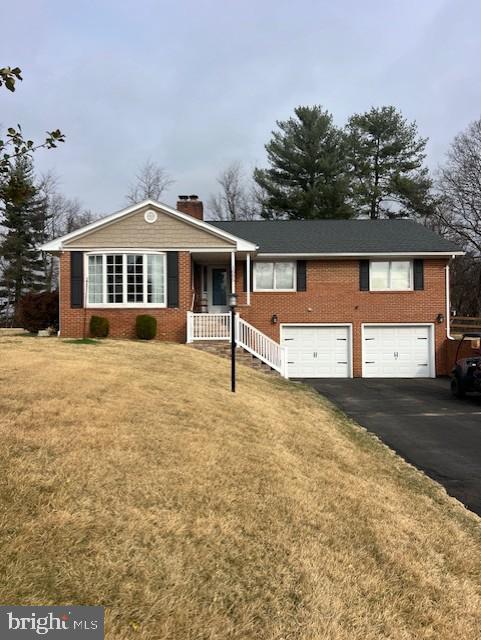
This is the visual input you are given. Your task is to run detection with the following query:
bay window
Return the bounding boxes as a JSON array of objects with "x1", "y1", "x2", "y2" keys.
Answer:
[
  {"x1": 370, "y1": 260, "x2": 412, "y2": 291},
  {"x1": 254, "y1": 262, "x2": 296, "y2": 291},
  {"x1": 87, "y1": 253, "x2": 166, "y2": 306}
]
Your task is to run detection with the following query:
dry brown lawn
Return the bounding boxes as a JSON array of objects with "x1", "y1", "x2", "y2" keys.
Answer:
[{"x1": 0, "y1": 336, "x2": 481, "y2": 639}]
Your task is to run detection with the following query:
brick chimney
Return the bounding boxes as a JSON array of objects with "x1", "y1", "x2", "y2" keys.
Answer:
[{"x1": 176, "y1": 194, "x2": 203, "y2": 221}]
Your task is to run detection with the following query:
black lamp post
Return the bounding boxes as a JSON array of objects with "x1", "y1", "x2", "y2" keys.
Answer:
[{"x1": 229, "y1": 292, "x2": 238, "y2": 392}]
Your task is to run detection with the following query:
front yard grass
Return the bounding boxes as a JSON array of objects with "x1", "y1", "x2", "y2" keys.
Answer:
[{"x1": 0, "y1": 336, "x2": 480, "y2": 639}]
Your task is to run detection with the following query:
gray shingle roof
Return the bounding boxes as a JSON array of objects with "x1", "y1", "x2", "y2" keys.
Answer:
[{"x1": 210, "y1": 219, "x2": 461, "y2": 254}]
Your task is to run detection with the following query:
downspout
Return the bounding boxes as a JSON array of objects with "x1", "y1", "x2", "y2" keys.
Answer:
[{"x1": 445, "y1": 259, "x2": 455, "y2": 341}]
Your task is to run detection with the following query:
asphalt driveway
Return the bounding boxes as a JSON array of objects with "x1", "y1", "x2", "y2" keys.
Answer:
[{"x1": 304, "y1": 378, "x2": 481, "y2": 516}]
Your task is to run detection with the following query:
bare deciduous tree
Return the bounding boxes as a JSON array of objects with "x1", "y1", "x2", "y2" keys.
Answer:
[
  {"x1": 39, "y1": 172, "x2": 96, "y2": 235},
  {"x1": 208, "y1": 162, "x2": 259, "y2": 220},
  {"x1": 450, "y1": 256, "x2": 481, "y2": 316},
  {"x1": 431, "y1": 118, "x2": 481, "y2": 315},
  {"x1": 38, "y1": 172, "x2": 96, "y2": 290},
  {"x1": 436, "y1": 118, "x2": 481, "y2": 254},
  {"x1": 126, "y1": 160, "x2": 174, "y2": 204}
]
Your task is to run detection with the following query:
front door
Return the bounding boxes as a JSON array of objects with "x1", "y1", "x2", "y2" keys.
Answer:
[{"x1": 209, "y1": 267, "x2": 229, "y2": 312}]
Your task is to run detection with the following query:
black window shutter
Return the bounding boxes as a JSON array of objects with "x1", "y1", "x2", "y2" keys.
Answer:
[
  {"x1": 296, "y1": 260, "x2": 307, "y2": 291},
  {"x1": 242, "y1": 260, "x2": 254, "y2": 292},
  {"x1": 413, "y1": 259, "x2": 424, "y2": 290},
  {"x1": 70, "y1": 251, "x2": 84, "y2": 308},
  {"x1": 167, "y1": 251, "x2": 179, "y2": 308},
  {"x1": 359, "y1": 260, "x2": 370, "y2": 291}
]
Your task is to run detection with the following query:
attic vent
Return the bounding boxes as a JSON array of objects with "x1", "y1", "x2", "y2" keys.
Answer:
[{"x1": 144, "y1": 210, "x2": 158, "y2": 224}]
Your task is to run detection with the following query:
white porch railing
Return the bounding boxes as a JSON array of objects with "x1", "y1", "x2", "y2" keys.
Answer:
[
  {"x1": 187, "y1": 312, "x2": 231, "y2": 342},
  {"x1": 187, "y1": 312, "x2": 288, "y2": 377},
  {"x1": 236, "y1": 316, "x2": 287, "y2": 377}
]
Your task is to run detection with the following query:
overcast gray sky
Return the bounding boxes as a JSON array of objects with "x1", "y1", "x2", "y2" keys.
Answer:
[{"x1": 2, "y1": 0, "x2": 481, "y2": 216}]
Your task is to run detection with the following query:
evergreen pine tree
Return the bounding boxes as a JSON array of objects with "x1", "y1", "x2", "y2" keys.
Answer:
[
  {"x1": 0, "y1": 158, "x2": 49, "y2": 319},
  {"x1": 345, "y1": 106, "x2": 432, "y2": 219},
  {"x1": 254, "y1": 105, "x2": 353, "y2": 219}
]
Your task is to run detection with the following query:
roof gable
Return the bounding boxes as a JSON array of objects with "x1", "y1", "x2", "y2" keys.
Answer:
[{"x1": 41, "y1": 200, "x2": 257, "y2": 252}]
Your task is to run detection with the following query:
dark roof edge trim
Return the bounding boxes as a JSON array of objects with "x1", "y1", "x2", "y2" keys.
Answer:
[{"x1": 256, "y1": 251, "x2": 465, "y2": 258}]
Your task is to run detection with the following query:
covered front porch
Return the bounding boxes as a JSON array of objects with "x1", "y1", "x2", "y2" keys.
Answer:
[
  {"x1": 191, "y1": 250, "x2": 252, "y2": 313},
  {"x1": 188, "y1": 250, "x2": 287, "y2": 376}
]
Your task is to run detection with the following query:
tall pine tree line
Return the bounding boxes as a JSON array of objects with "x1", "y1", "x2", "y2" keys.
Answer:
[
  {"x1": 254, "y1": 105, "x2": 432, "y2": 220},
  {"x1": 0, "y1": 158, "x2": 49, "y2": 320}
]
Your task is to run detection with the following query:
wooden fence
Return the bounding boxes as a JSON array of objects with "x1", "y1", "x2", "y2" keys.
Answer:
[{"x1": 450, "y1": 316, "x2": 481, "y2": 334}]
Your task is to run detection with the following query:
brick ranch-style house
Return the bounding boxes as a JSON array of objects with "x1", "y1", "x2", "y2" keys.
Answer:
[{"x1": 41, "y1": 196, "x2": 464, "y2": 379}]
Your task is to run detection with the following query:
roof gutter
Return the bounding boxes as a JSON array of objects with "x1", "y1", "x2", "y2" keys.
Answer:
[{"x1": 256, "y1": 251, "x2": 465, "y2": 258}]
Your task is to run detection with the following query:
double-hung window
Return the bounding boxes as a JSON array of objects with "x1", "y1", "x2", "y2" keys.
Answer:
[
  {"x1": 369, "y1": 260, "x2": 412, "y2": 291},
  {"x1": 87, "y1": 253, "x2": 166, "y2": 306},
  {"x1": 254, "y1": 262, "x2": 296, "y2": 291}
]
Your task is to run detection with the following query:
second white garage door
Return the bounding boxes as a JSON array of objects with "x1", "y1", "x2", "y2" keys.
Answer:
[
  {"x1": 362, "y1": 325, "x2": 434, "y2": 378},
  {"x1": 281, "y1": 325, "x2": 351, "y2": 378}
]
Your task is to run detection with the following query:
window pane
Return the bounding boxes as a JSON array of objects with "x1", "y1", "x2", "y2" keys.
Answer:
[
  {"x1": 275, "y1": 262, "x2": 295, "y2": 289},
  {"x1": 255, "y1": 263, "x2": 274, "y2": 289},
  {"x1": 147, "y1": 255, "x2": 165, "y2": 304},
  {"x1": 370, "y1": 262, "x2": 390, "y2": 290},
  {"x1": 390, "y1": 261, "x2": 411, "y2": 290},
  {"x1": 88, "y1": 255, "x2": 103, "y2": 304},
  {"x1": 107, "y1": 254, "x2": 124, "y2": 303},
  {"x1": 127, "y1": 254, "x2": 144, "y2": 303}
]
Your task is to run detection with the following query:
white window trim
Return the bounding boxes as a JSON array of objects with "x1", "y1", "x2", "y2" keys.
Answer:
[
  {"x1": 84, "y1": 251, "x2": 167, "y2": 308},
  {"x1": 369, "y1": 260, "x2": 413, "y2": 292},
  {"x1": 253, "y1": 261, "x2": 297, "y2": 292}
]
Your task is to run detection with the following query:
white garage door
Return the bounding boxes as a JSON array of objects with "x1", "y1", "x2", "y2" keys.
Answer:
[
  {"x1": 282, "y1": 325, "x2": 351, "y2": 378},
  {"x1": 363, "y1": 325, "x2": 433, "y2": 378}
]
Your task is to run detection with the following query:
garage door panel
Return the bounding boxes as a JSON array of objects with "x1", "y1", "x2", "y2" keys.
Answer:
[
  {"x1": 363, "y1": 325, "x2": 433, "y2": 378},
  {"x1": 282, "y1": 326, "x2": 351, "y2": 378}
]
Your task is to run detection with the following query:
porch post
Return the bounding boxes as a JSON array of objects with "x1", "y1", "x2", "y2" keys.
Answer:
[
  {"x1": 230, "y1": 251, "x2": 236, "y2": 294},
  {"x1": 186, "y1": 311, "x2": 193, "y2": 343},
  {"x1": 246, "y1": 252, "x2": 251, "y2": 306}
]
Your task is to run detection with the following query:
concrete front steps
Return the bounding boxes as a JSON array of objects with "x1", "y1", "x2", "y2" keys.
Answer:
[{"x1": 190, "y1": 341, "x2": 279, "y2": 376}]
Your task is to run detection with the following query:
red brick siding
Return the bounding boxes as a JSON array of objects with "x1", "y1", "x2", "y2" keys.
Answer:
[
  {"x1": 59, "y1": 251, "x2": 193, "y2": 341},
  {"x1": 59, "y1": 252, "x2": 451, "y2": 376},
  {"x1": 233, "y1": 258, "x2": 450, "y2": 376}
]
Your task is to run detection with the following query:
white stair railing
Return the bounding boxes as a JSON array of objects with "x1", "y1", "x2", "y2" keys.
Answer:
[
  {"x1": 187, "y1": 312, "x2": 288, "y2": 377},
  {"x1": 187, "y1": 312, "x2": 231, "y2": 342},
  {"x1": 236, "y1": 315, "x2": 288, "y2": 377}
]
